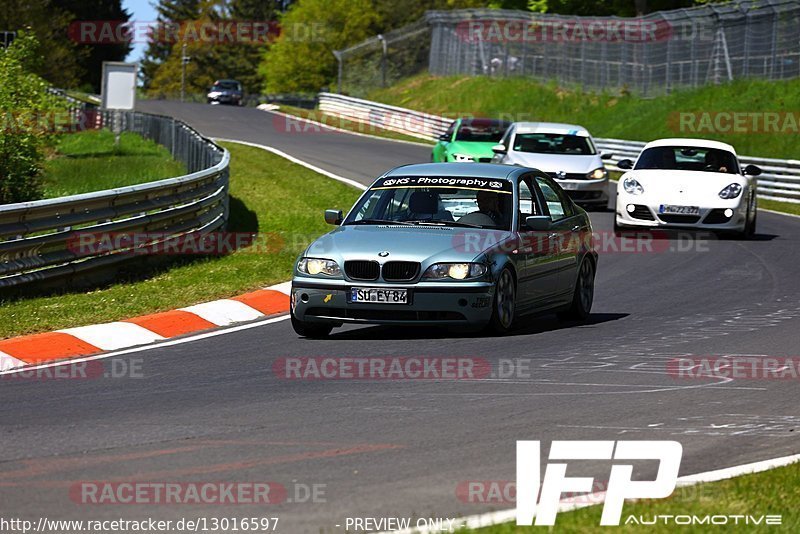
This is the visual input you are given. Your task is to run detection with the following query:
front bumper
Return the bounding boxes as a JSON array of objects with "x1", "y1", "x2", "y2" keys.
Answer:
[
  {"x1": 555, "y1": 178, "x2": 609, "y2": 204},
  {"x1": 291, "y1": 279, "x2": 495, "y2": 326},
  {"x1": 615, "y1": 198, "x2": 747, "y2": 231},
  {"x1": 208, "y1": 94, "x2": 241, "y2": 105}
]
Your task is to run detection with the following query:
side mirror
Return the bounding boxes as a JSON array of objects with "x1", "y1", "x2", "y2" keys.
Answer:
[
  {"x1": 438, "y1": 133, "x2": 450, "y2": 141},
  {"x1": 600, "y1": 151, "x2": 613, "y2": 160},
  {"x1": 492, "y1": 144, "x2": 507, "y2": 155},
  {"x1": 617, "y1": 159, "x2": 634, "y2": 170},
  {"x1": 525, "y1": 215, "x2": 552, "y2": 231},
  {"x1": 324, "y1": 209, "x2": 343, "y2": 225},
  {"x1": 744, "y1": 164, "x2": 762, "y2": 176}
]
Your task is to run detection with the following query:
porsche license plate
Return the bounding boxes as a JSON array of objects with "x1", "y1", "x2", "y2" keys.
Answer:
[
  {"x1": 350, "y1": 287, "x2": 408, "y2": 304},
  {"x1": 659, "y1": 204, "x2": 700, "y2": 215}
]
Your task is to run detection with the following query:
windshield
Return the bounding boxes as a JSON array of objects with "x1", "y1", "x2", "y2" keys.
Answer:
[
  {"x1": 513, "y1": 133, "x2": 595, "y2": 155},
  {"x1": 344, "y1": 176, "x2": 514, "y2": 230},
  {"x1": 212, "y1": 81, "x2": 241, "y2": 91},
  {"x1": 635, "y1": 146, "x2": 739, "y2": 174},
  {"x1": 454, "y1": 119, "x2": 510, "y2": 143}
]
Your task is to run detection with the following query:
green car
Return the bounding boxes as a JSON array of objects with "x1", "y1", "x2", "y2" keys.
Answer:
[{"x1": 432, "y1": 118, "x2": 511, "y2": 163}]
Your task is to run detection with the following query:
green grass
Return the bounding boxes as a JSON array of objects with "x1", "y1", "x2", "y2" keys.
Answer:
[
  {"x1": 469, "y1": 462, "x2": 800, "y2": 533},
  {"x1": 278, "y1": 105, "x2": 432, "y2": 144},
  {"x1": 760, "y1": 198, "x2": 800, "y2": 216},
  {"x1": 42, "y1": 130, "x2": 187, "y2": 197},
  {"x1": 369, "y1": 75, "x2": 800, "y2": 161},
  {"x1": 0, "y1": 141, "x2": 360, "y2": 339}
]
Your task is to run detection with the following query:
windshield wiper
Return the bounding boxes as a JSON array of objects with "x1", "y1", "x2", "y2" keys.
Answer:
[
  {"x1": 347, "y1": 219, "x2": 413, "y2": 226},
  {"x1": 438, "y1": 221, "x2": 496, "y2": 229}
]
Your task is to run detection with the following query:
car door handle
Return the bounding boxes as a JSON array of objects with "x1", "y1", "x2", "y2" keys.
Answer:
[{"x1": 571, "y1": 225, "x2": 581, "y2": 232}]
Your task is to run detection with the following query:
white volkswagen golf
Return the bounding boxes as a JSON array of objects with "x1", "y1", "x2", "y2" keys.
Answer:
[
  {"x1": 615, "y1": 138, "x2": 762, "y2": 238},
  {"x1": 491, "y1": 122, "x2": 611, "y2": 207}
]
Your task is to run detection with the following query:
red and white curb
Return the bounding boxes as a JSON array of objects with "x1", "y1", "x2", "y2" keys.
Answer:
[{"x1": 0, "y1": 282, "x2": 291, "y2": 372}]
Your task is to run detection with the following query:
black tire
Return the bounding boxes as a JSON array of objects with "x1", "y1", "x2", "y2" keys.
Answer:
[
  {"x1": 291, "y1": 313, "x2": 333, "y2": 338},
  {"x1": 487, "y1": 267, "x2": 516, "y2": 334},
  {"x1": 613, "y1": 216, "x2": 626, "y2": 235},
  {"x1": 743, "y1": 203, "x2": 756, "y2": 239},
  {"x1": 558, "y1": 258, "x2": 595, "y2": 321}
]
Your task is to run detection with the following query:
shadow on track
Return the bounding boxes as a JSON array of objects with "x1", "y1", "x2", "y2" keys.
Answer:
[{"x1": 327, "y1": 312, "x2": 629, "y2": 341}]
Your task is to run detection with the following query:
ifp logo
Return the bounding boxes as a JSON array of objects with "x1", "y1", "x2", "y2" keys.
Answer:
[{"x1": 516, "y1": 440, "x2": 682, "y2": 526}]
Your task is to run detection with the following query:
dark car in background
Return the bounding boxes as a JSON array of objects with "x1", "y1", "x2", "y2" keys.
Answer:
[{"x1": 207, "y1": 79, "x2": 243, "y2": 106}]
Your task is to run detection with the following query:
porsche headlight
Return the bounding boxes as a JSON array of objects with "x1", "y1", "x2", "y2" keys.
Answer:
[
  {"x1": 719, "y1": 183, "x2": 743, "y2": 199},
  {"x1": 297, "y1": 257, "x2": 341, "y2": 276},
  {"x1": 451, "y1": 153, "x2": 475, "y2": 162},
  {"x1": 587, "y1": 167, "x2": 608, "y2": 180},
  {"x1": 622, "y1": 176, "x2": 644, "y2": 195},
  {"x1": 422, "y1": 263, "x2": 487, "y2": 280}
]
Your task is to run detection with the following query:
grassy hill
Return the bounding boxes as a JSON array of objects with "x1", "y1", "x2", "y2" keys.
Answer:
[{"x1": 369, "y1": 75, "x2": 800, "y2": 160}]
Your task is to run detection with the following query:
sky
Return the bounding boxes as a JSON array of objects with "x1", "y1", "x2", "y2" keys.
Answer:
[{"x1": 123, "y1": 0, "x2": 158, "y2": 62}]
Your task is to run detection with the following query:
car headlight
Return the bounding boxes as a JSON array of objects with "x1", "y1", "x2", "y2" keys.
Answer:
[
  {"x1": 208, "y1": 92, "x2": 220, "y2": 97},
  {"x1": 297, "y1": 257, "x2": 341, "y2": 276},
  {"x1": 451, "y1": 153, "x2": 475, "y2": 163},
  {"x1": 719, "y1": 183, "x2": 743, "y2": 199},
  {"x1": 587, "y1": 167, "x2": 608, "y2": 180},
  {"x1": 422, "y1": 263, "x2": 487, "y2": 280},
  {"x1": 622, "y1": 176, "x2": 644, "y2": 195}
]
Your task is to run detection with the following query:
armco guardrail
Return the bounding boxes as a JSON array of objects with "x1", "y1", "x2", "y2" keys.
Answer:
[
  {"x1": 318, "y1": 92, "x2": 800, "y2": 204},
  {"x1": 0, "y1": 110, "x2": 230, "y2": 288}
]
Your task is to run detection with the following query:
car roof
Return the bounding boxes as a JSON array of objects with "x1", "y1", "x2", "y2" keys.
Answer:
[
  {"x1": 383, "y1": 163, "x2": 523, "y2": 180},
  {"x1": 512, "y1": 122, "x2": 591, "y2": 137},
  {"x1": 642, "y1": 138, "x2": 737, "y2": 154}
]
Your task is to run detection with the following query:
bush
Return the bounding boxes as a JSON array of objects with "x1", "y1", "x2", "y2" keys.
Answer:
[{"x1": 0, "y1": 33, "x2": 66, "y2": 204}]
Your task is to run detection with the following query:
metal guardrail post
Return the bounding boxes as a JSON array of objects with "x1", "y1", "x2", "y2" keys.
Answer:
[{"x1": 0, "y1": 109, "x2": 231, "y2": 288}]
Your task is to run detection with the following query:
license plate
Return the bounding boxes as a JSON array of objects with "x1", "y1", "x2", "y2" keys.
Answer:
[
  {"x1": 659, "y1": 204, "x2": 700, "y2": 215},
  {"x1": 350, "y1": 287, "x2": 409, "y2": 304},
  {"x1": 560, "y1": 182, "x2": 580, "y2": 190}
]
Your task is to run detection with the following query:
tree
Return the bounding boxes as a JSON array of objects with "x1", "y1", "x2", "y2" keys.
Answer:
[
  {"x1": 144, "y1": 0, "x2": 281, "y2": 96},
  {"x1": 0, "y1": 33, "x2": 67, "y2": 204},
  {"x1": 260, "y1": 0, "x2": 379, "y2": 93},
  {"x1": 141, "y1": 0, "x2": 204, "y2": 89},
  {"x1": 0, "y1": 0, "x2": 83, "y2": 88},
  {"x1": 52, "y1": 0, "x2": 132, "y2": 93}
]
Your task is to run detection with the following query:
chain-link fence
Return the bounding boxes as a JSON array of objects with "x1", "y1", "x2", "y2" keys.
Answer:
[
  {"x1": 334, "y1": 19, "x2": 432, "y2": 97},
  {"x1": 335, "y1": 0, "x2": 800, "y2": 97}
]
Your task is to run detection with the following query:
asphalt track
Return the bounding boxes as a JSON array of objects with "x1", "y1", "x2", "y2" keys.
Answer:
[{"x1": 1, "y1": 101, "x2": 799, "y2": 532}]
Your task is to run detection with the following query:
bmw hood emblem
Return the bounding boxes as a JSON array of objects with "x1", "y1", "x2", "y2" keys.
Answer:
[{"x1": 378, "y1": 251, "x2": 390, "y2": 257}]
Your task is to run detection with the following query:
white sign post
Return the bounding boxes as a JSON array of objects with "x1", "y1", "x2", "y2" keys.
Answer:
[{"x1": 101, "y1": 62, "x2": 137, "y2": 146}]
